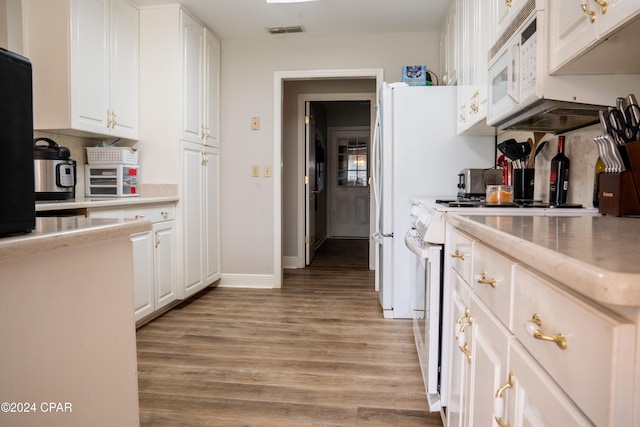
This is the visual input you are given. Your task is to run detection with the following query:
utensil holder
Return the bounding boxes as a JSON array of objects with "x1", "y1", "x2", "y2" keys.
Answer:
[
  {"x1": 513, "y1": 168, "x2": 535, "y2": 201},
  {"x1": 598, "y1": 140, "x2": 640, "y2": 216}
]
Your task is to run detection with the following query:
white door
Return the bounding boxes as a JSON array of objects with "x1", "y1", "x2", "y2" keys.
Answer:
[
  {"x1": 182, "y1": 141, "x2": 205, "y2": 296},
  {"x1": 109, "y1": 0, "x2": 139, "y2": 139},
  {"x1": 71, "y1": 0, "x2": 109, "y2": 133},
  {"x1": 204, "y1": 146, "x2": 221, "y2": 282},
  {"x1": 180, "y1": 10, "x2": 204, "y2": 144},
  {"x1": 330, "y1": 130, "x2": 370, "y2": 237},
  {"x1": 305, "y1": 102, "x2": 317, "y2": 265}
]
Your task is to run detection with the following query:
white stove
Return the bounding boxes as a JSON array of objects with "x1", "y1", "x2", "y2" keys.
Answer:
[{"x1": 409, "y1": 196, "x2": 598, "y2": 244}]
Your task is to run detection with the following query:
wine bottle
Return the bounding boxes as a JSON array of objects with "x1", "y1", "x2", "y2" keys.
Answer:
[
  {"x1": 549, "y1": 136, "x2": 570, "y2": 206},
  {"x1": 592, "y1": 157, "x2": 605, "y2": 207}
]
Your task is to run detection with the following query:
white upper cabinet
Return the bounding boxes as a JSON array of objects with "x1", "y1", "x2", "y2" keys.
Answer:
[
  {"x1": 493, "y1": 0, "x2": 529, "y2": 43},
  {"x1": 23, "y1": 0, "x2": 139, "y2": 140},
  {"x1": 180, "y1": 11, "x2": 220, "y2": 147},
  {"x1": 204, "y1": 29, "x2": 221, "y2": 146},
  {"x1": 549, "y1": 0, "x2": 640, "y2": 74}
]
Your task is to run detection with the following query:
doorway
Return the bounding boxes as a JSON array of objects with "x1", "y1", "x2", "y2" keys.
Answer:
[
  {"x1": 303, "y1": 101, "x2": 371, "y2": 266},
  {"x1": 275, "y1": 69, "x2": 383, "y2": 287}
]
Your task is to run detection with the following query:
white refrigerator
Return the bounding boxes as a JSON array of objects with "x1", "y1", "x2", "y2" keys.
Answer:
[{"x1": 372, "y1": 83, "x2": 495, "y2": 319}]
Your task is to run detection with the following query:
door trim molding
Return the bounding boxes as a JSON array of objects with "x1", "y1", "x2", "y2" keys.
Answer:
[{"x1": 274, "y1": 69, "x2": 383, "y2": 286}]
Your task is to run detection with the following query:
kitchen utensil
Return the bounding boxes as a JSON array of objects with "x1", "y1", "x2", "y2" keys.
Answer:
[
  {"x1": 526, "y1": 132, "x2": 546, "y2": 169},
  {"x1": 607, "y1": 104, "x2": 640, "y2": 144}
]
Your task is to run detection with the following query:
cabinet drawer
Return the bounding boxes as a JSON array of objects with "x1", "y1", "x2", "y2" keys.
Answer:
[
  {"x1": 124, "y1": 206, "x2": 154, "y2": 221},
  {"x1": 87, "y1": 208, "x2": 125, "y2": 219},
  {"x1": 513, "y1": 265, "x2": 635, "y2": 426},
  {"x1": 153, "y1": 204, "x2": 176, "y2": 222},
  {"x1": 449, "y1": 228, "x2": 473, "y2": 285},
  {"x1": 472, "y1": 243, "x2": 514, "y2": 328}
]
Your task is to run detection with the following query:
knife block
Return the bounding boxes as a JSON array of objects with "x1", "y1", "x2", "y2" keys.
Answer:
[{"x1": 598, "y1": 140, "x2": 640, "y2": 216}]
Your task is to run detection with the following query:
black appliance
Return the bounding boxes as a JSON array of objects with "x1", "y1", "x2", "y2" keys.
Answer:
[{"x1": 0, "y1": 47, "x2": 36, "y2": 236}]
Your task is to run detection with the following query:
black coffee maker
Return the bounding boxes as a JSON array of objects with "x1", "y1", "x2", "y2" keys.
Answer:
[{"x1": 0, "y1": 47, "x2": 36, "y2": 235}]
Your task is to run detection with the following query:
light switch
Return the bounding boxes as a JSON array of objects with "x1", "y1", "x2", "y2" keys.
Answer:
[
  {"x1": 264, "y1": 165, "x2": 271, "y2": 177},
  {"x1": 251, "y1": 165, "x2": 260, "y2": 177},
  {"x1": 251, "y1": 117, "x2": 260, "y2": 130}
]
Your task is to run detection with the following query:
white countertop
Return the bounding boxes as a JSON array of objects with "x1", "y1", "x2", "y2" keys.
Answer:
[
  {"x1": 36, "y1": 194, "x2": 179, "y2": 212},
  {"x1": 0, "y1": 216, "x2": 151, "y2": 262},
  {"x1": 448, "y1": 213, "x2": 640, "y2": 307}
]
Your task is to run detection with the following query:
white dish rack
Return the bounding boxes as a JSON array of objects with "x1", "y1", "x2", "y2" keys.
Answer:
[{"x1": 86, "y1": 147, "x2": 138, "y2": 165}]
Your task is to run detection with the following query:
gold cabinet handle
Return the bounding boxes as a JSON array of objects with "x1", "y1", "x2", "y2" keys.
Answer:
[
  {"x1": 106, "y1": 110, "x2": 112, "y2": 128},
  {"x1": 459, "y1": 342, "x2": 472, "y2": 364},
  {"x1": 134, "y1": 214, "x2": 145, "y2": 219},
  {"x1": 476, "y1": 271, "x2": 497, "y2": 288},
  {"x1": 526, "y1": 314, "x2": 567, "y2": 350},
  {"x1": 456, "y1": 307, "x2": 470, "y2": 324},
  {"x1": 161, "y1": 211, "x2": 169, "y2": 218},
  {"x1": 155, "y1": 231, "x2": 160, "y2": 248},
  {"x1": 111, "y1": 111, "x2": 117, "y2": 128},
  {"x1": 506, "y1": 0, "x2": 512, "y2": 7},
  {"x1": 451, "y1": 250, "x2": 466, "y2": 260},
  {"x1": 594, "y1": 0, "x2": 607, "y2": 14},
  {"x1": 459, "y1": 315, "x2": 473, "y2": 333},
  {"x1": 581, "y1": 1, "x2": 596, "y2": 23},
  {"x1": 494, "y1": 372, "x2": 515, "y2": 427}
]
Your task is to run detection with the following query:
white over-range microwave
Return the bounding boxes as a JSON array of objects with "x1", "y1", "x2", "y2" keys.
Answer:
[{"x1": 486, "y1": 0, "x2": 640, "y2": 134}]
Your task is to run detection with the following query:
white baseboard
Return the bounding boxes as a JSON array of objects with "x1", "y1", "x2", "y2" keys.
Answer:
[
  {"x1": 219, "y1": 274, "x2": 276, "y2": 289},
  {"x1": 282, "y1": 256, "x2": 301, "y2": 269}
]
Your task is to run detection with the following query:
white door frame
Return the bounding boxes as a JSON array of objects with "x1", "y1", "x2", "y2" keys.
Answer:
[
  {"x1": 274, "y1": 69, "x2": 384, "y2": 287},
  {"x1": 296, "y1": 94, "x2": 376, "y2": 269}
]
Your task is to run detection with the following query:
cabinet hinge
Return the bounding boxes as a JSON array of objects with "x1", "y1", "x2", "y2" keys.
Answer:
[
  {"x1": 305, "y1": 115, "x2": 310, "y2": 124},
  {"x1": 304, "y1": 236, "x2": 310, "y2": 244},
  {"x1": 304, "y1": 175, "x2": 309, "y2": 185}
]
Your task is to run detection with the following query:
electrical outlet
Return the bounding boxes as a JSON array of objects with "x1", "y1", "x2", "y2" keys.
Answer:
[
  {"x1": 251, "y1": 165, "x2": 260, "y2": 177},
  {"x1": 264, "y1": 165, "x2": 271, "y2": 177},
  {"x1": 251, "y1": 117, "x2": 260, "y2": 130}
]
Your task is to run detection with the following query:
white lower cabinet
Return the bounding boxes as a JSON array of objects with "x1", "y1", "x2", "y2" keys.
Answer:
[
  {"x1": 444, "y1": 224, "x2": 635, "y2": 427},
  {"x1": 88, "y1": 203, "x2": 177, "y2": 322},
  {"x1": 182, "y1": 142, "x2": 221, "y2": 298}
]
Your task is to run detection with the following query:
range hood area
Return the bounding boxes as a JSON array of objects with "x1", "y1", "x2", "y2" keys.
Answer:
[{"x1": 495, "y1": 99, "x2": 607, "y2": 135}]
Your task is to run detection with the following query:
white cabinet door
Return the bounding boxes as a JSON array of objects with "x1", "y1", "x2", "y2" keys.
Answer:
[
  {"x1": 154, "y1": 220, "x2": 177, "y2": 309},
  {"x1": 181, "y1": 10, "x2": 204, "y2": 144},
  {"x1": 182, "y1": 141, "x2": 205, "y2": 295},
  {"x1": 109, "y1": 0, "x2": 139, "y2": 139},
  {"x1": 598, "y1": 0, "x2": 640, "y2": 36},
  {"x1": 506, "y1": 341, "x2": 593, "y2": 426},
  {"x1": 548, "y1": 0, "x2": 599, "y2": 73},
  {"x1": 203, "y1": 29, "x2": 220, "y2": 147},
  {"x1": 71, "y1": 0, "x2": 110, "y2": 134},
  {"x1": 468, "y1": 294, "x2": 511, "y2": 427},
  {"x1": 131, "y1": 230, "x2": 154, "y2": 321},
  {"x1": 447, "y1": 272, "x2": 472, "y2": 427},
  {"x1": 204, "y1": 146, "x2": 221, "y2": 283}
]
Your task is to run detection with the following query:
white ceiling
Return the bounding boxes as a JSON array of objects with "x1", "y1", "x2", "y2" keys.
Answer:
[{"x1": 130, "y1": 0, "x2": 452, "y2": 40}]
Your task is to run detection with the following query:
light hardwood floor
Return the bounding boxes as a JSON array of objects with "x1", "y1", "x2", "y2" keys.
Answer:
[{"x1": 137, "y1": 239, "x2": 444, "y2": 426}]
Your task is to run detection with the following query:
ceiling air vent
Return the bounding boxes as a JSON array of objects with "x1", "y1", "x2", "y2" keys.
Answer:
[{"x1": 267, "y1": 25, "x2": 306, "y2": 34}]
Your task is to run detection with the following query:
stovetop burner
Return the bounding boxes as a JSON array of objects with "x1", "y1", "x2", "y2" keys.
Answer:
[{"x1": 436, "y1": 199, "x2": 584, "y2": 209}]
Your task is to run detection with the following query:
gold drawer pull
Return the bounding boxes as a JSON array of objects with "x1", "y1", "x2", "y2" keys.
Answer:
[
  {"x1": 581, "y1": 1, "x2": 596, "y2": 23},
  {"x1": 595, "y1": 0, "x2": 607, "y2": 14},
  {"x1": 526, "y1": 314, "x2": 567, "y2": 350},
  {"x1": 451, "y1": 250, "x2": 466, "y2": 260},
  {"x1": 476, "y1": 271, "x2": 497, "y2": 288},
  {"x1": 494, "y1": 372, "x2": 514, "y2": 427},
  {"x1": 134, "y1": 214, "x2": 145, "y2": 219}
]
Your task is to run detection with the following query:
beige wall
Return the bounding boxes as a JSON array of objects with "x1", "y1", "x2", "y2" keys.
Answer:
[
  {"x1": 220, "y1": 31, "x2": 439, "y2": 277},
  {"x1": 0, "y1": 0, "x2": 23, "y2": 53}
]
